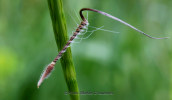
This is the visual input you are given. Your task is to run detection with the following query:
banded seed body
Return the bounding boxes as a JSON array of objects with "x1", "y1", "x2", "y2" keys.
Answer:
[{"x1": 37, "y1": 20, "x2": 88, "y2": 88}]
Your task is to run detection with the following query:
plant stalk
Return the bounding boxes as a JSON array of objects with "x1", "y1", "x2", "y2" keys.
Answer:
[{"x1": 47, "y1": 0, "x2": 79, "y2": 100}]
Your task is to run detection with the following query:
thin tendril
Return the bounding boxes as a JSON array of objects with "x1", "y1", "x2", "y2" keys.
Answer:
[{"x1": 79, "y1": 8, "x2": 169, "y2": 39}]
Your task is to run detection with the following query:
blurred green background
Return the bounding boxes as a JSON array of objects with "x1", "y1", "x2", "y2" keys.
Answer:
[{"x1": 0, "y1": 0, "x2": 171, "y2": 100}]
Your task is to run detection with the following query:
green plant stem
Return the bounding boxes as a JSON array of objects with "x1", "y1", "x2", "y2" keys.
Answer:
[{"x1": 47, "y1": 0, "x2": 79, "y2": 100}]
